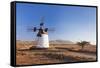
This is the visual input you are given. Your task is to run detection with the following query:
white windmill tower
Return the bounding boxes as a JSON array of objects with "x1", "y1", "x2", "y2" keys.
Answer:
[{"x1": 29, "y1": 17, "x2": 53, "y2": 48}]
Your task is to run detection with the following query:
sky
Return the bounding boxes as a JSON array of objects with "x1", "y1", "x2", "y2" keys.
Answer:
[{"x1": 16, "y1": 3, "x2": 96, "y2": 44}]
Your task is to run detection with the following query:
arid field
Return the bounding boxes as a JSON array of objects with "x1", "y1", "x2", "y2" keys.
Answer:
[{"x1": 16, "y1": 40, "x2": 97, "y2": 65}]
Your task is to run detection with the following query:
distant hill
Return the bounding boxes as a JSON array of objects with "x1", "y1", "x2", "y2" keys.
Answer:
[
  {"x1": 49, "y1": 40, "x2": 74, "y2": 44},
  {"x1": 17, "y1": 40, "x2": 74, "y2": 44}
]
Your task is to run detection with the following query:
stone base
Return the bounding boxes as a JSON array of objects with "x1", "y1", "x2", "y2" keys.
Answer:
[{"x1": 36, "y1": 34, "x2": 49, "y2": 48}]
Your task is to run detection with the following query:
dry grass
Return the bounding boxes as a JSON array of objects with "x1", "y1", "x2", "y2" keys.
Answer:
[{"x1": 16, "y1": 41, "x2": 96, "y2": 65}]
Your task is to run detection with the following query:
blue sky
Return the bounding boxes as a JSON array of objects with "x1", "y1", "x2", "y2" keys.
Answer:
[{"x1": 16, "y1": 3, "x2": 96, "y2": 44}]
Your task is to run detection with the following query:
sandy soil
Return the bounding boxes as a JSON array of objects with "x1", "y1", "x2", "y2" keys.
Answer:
[{"x1": 16, "y1": 41, "x2": 97, "y2": 65}]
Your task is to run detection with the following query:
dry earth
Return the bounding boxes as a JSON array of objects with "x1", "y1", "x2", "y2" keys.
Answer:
[{"x1": 16, "y1": 41, "x2": 97, "y2": 65}]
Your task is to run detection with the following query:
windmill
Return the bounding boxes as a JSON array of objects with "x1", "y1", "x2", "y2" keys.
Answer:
[{"x1": 28, "y1": 17, "x2": 54, "y2": 48}]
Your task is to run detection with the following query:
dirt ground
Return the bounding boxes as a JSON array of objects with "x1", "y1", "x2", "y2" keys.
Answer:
[{"x1": 16, "y1": 41, "x2": 97, "y2": 65}]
